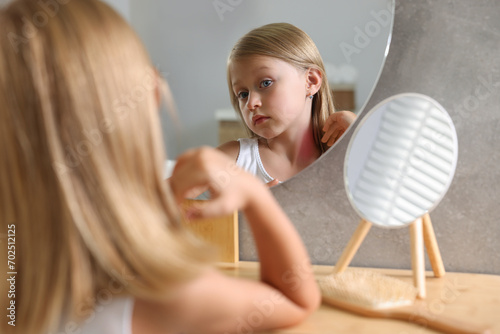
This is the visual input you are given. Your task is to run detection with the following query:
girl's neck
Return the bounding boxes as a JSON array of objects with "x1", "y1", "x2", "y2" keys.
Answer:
[{"x1": 263, "y1": 120, "x2": 320, "y2": 168}]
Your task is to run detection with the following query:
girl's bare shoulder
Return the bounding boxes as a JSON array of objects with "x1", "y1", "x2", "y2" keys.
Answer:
[{"x1": 217, "y1": 140, "x2": 240, "y2": 161}]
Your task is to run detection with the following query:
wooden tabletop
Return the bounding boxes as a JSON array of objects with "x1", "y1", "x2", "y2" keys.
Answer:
[{"x1": 217, "y1": 261, "x2": 500, "y2": 334}]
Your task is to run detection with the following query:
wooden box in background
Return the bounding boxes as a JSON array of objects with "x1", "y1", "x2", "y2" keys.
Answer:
[
  {"x1": 216, "y1": 109, "x2": 248, "y2": 144},
  {"x1": 182, "y1": 199, "x2": 239, "y2": 263},
  {"x1": 331, "y1": 84, "x2": 356, "y2": 112}
]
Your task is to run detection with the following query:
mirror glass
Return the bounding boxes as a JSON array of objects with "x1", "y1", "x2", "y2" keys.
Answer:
[
  {"x1": 129, "y1": 0, "x2": 394, "y2": 158},
  {"x1": 344, "y1": 93, "x2": 458, "y2": 228}
]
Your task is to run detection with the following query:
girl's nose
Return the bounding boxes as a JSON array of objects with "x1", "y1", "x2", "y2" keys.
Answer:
[{"x1": 247, "y1": 92, "x2": 262, "y2": 111}]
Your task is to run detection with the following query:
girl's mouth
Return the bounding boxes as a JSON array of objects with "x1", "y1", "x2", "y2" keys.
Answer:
[{"x1": 252, "y1": 115, "x2": 270, "y2": 126}]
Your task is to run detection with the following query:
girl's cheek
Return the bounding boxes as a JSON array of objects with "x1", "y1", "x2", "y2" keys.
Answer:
[{"x1": 239, "y1": 101, "x2": 247, "y2": 112}]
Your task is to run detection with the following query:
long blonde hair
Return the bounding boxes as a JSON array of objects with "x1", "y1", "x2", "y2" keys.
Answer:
[
  {"x1": 0, "y1": 1, "x2": 211, "y2": 333},
  {"x1": 227, "y1": 22, "x2": 335, "y2": 153}
]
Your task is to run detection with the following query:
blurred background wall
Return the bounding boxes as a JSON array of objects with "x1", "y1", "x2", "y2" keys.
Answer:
[{"x1": 118, "y1": 0, "x2": 392, "y2": 158}]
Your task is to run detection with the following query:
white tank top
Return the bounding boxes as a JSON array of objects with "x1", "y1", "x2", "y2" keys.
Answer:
[
  {"x1": 59, "y1": 297, "x2": 134, "y2": 334},
  {"x1": 236, "y1": 138, "x2": 274, "y2": 183}
]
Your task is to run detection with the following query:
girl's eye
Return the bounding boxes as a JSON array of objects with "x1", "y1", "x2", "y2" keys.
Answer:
[
  {"x1": 237, "y1": 91, "x2": 249, "y2": 99},
  {"x1": 260, "y1": 80, "x2": 272, "y2": 88}
]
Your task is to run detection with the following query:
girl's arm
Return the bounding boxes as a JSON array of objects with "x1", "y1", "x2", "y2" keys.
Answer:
[{"x1": 134, "y1": 147, "x2": 320, "y2": 334}]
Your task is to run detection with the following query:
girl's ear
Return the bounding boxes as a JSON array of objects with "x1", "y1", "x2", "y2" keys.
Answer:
[{"x1": 306, "y1": 67, "x2": 323, "y2": 95}]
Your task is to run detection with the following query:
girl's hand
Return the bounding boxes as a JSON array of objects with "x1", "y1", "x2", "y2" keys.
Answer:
[
  {"x1": 321, "y1": 110, "x2": 357, "y2": 147},
  {"x1": 169, "y1": 147, "x2": 264, "y2": 219}
]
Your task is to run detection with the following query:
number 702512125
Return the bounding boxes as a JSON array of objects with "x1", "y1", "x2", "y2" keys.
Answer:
[{"x1": 7, "y1": 224, "x2": 16, "y2": 272}]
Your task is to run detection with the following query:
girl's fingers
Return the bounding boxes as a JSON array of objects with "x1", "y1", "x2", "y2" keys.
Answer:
[
  {"x1": 322, "y1": 115, "x2": 334, "y2": 132},
  {"x1": 321, "y1": 126, "x2": 339, "y2": 143},
  {"x1": 188, "y1": 195, "x2": 237, "y2": 219},
  {"x1": 323, "y1": 110, "x2": 355, "y2": 135},
  {"x1": 321, "y1": 128, "x2": 334, "y2": 143},
  {"x1": 169, "y1": 147, "x2": 255, "y2": 217},
  {"x1": 170, "y1": 166, "x2": 207, "y2": 202},
  {"x1": 321, "y1": 132, "x2": 328, "y2": 143},
  {"x1": 170, "y1": 148, "x2": 218, "y2": 200},
  {"x1": 322, "y1": 122, "x2": 330, "y2": 133},
  {"x1": 326, "y1": 128, "x2": 342, "y2": 146}
]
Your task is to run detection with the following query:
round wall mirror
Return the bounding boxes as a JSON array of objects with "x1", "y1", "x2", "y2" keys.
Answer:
[{"x1": 130, "y1": 0, "x2": 395, "y2": 159}]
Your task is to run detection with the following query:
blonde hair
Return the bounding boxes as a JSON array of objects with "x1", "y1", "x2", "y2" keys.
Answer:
[
  {"x1": 0, "y1": 1, "x2": 211, "y2": 333},
  {"x1": 227, "y1": 22, "x2": 335, "y2": 153}
]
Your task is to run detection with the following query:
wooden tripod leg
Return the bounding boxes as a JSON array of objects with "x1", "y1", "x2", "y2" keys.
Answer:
[
  {"x1": 410, "y1": 218, "x2": 426, "y2": 299},
  {"x1": 422, "y1": 213, "x2": 446, "y2": 277},
  {"x1": 333, "y1": 219, "x2": 372, "y2": 274}
]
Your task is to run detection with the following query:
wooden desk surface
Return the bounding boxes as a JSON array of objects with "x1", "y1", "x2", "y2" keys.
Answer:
[{"x1": 217, "y1": 261, "x2": 500, "y2": 334}]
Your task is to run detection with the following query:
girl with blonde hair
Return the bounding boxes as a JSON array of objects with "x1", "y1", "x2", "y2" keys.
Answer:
[
  {"x1": 220, "y1": 23, "x2": 356, "y2": 184},
  {"x1": 0, "y1": 1, "x2": 320, "y2": 333}
]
